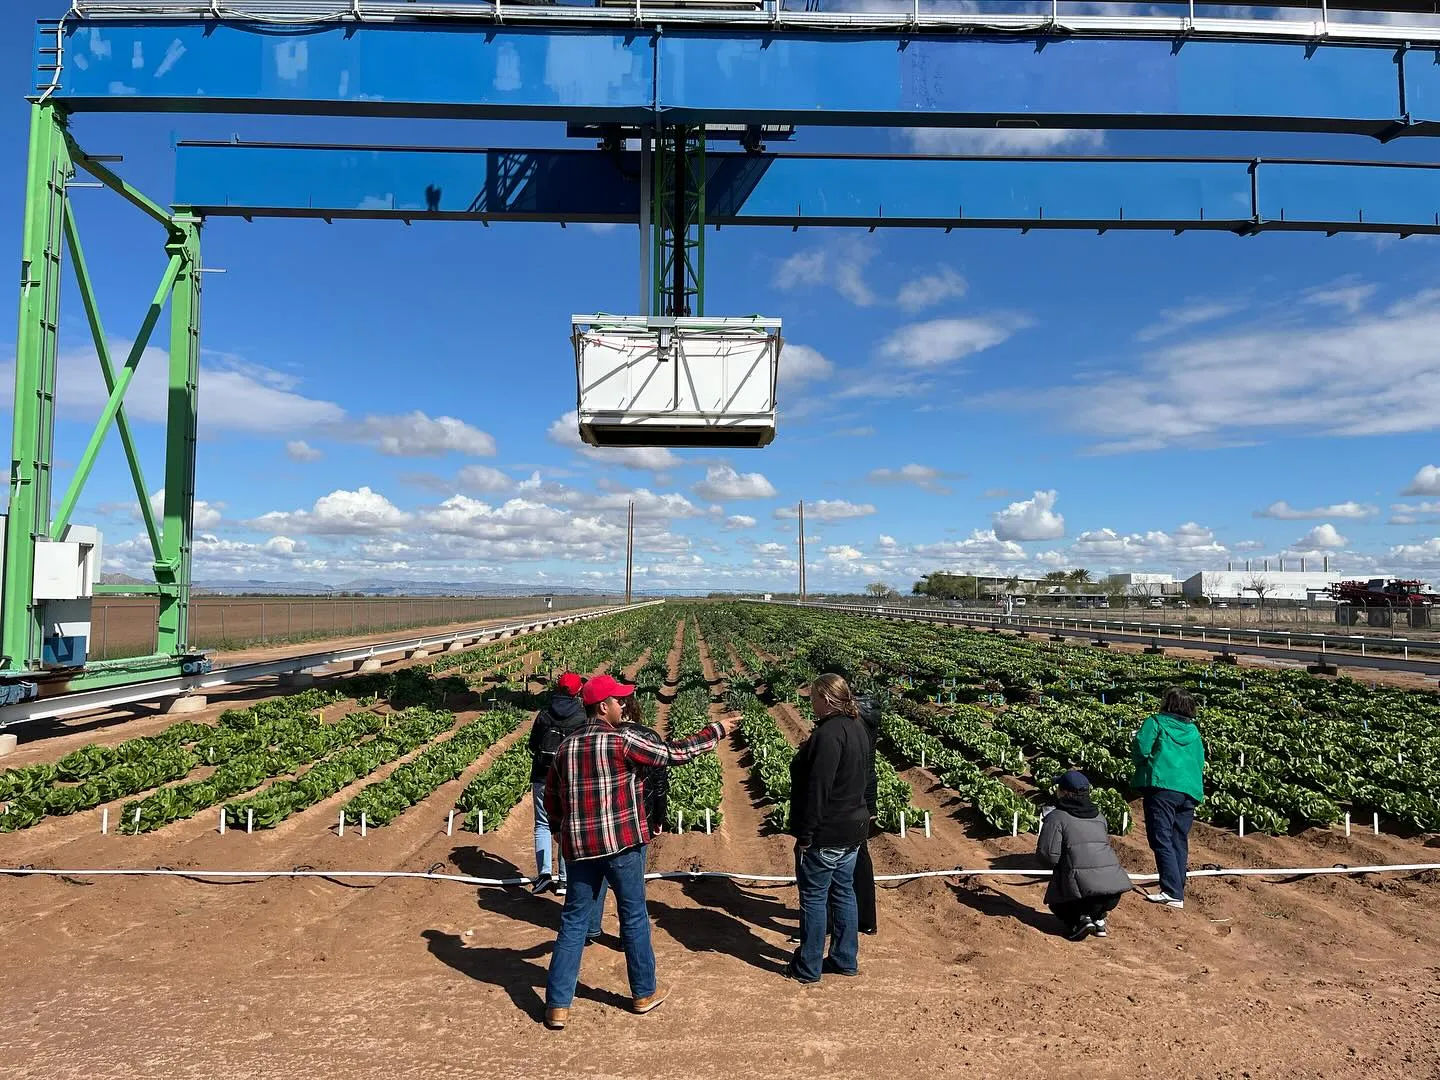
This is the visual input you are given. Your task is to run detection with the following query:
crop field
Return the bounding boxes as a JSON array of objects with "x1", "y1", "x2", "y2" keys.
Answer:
[{"x1": 1, "y1": 602, "x2": 1438, "y2": 1079}]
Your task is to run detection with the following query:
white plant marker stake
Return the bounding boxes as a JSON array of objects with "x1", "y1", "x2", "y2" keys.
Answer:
[
  {"x1": 1238, "y1": 814, "x2": 1246, "y2": 838},
  {"x1": 1122, "y1": 811, "x2": 1130, "y2": 833},
  {"x1": 1344, "y1": 811, "x2": 1351, "y2": 837},
  {"x1": 339, "y1": 810, "x2": 345, "y2": 837},
  {"x1": 479, "y1": 810, "x2": 485, "y2": 835},
  {"x1": 247, "y1": 809, "x2": 254, "y2": 835},
  {"x1": 1373, "y1": 812, "x2": 1380, "y2": 835},
  {"x1": 361, "y1": 812, "x2": 368, "y2": 838},
  {"x1": 705, "y1": 808, "x2": 713, "y2": 834},
  {"x1": 920, "y1": 748, "x2": 926, "y2": 770},
  {"x1": 219, "y1": 809, "x2": 225, "y2": 836},
  {"x1": 899, "y1": 811, "x2": 907, "y2": 838},
  {"x1": 923, "y1": 811, "x2": 932, "y2": 839},
  {"x1": 101, "y1": 807, "x2": 108, "y2": 835},
  {"x1": 677, "y1": 809, "x2": 684, "y2": 833},
  {"x1": 447, "y1": 809, "x2": 455, "y2": 836},
  {"x1": 1239, "y1": 750, "x2": 1245, "y2": 768},
  {"x1": 1012, "y1": 811, "x2": 1019, "y2": 838},
  {"x1": 133, "y1": 806, "x2": 142, "y2": 834}
]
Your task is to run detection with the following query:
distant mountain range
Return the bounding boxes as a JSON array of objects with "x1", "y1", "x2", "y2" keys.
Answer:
[{"x1": 99, "y1": 573, "x2": 613, "y2": 597}]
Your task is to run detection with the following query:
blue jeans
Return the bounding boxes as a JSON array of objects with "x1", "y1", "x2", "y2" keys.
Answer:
[
  {"x1": 532, "y1": 783, "x2": 606, "y2": 933},
  {"x1": 792, "y1": 845, "x2": 860, "y2": 982},
  {"x1": 1144, "y1": 789, "x2": 1197, "y2": 899},
  {"x1": 545, "y1": 844, "x2": 654, "y2": 1009}
]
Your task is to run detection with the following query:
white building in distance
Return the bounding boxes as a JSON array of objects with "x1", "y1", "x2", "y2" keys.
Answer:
[
  {"x1": 1182, "y1": 570, "x2": 1347, "y2": 603},
  {"x1": 1106, "y1": 572, "x2": 1178, "y2": 594}
]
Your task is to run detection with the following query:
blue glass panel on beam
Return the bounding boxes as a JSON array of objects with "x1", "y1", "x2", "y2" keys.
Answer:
[
  {"x1": 53, "y1": 22, "x2": 653, "y2": 119},
  {"x1": 172, "y1": 143, "x2": 1440, "y2": 234},
  {"x1": 45, "y1": 20, "x2": 1426, "y2": 135},
  {"x1": 659, "y1": 33, "x2": 1404, "y2": 131}
]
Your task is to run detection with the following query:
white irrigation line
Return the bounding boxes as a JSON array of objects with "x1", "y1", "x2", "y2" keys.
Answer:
[{"x1": 4, "y1": 862, "x2": 1438, "y2": 889}]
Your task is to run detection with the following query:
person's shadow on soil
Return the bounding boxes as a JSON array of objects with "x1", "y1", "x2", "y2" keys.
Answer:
[
  {"x1": 648, "y1": 893, "x2": 790, "y2": 974},
  {"x1": 947, "y1": 878, "x2": 1068, "y2": 937},
  {"x1": 681, "y1": 877, "x2": 796, "y2": 937},
  {"x1": 449, "y1": 845, "x2": 562, "y2": 934},
  {"x1": 422, "y1": 930, "x2": 631, "y2": 1023}
]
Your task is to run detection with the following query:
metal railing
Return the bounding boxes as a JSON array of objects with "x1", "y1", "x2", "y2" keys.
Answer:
[{"x1": 66, "y1": 0, "x2": 1440, "y2": 47}]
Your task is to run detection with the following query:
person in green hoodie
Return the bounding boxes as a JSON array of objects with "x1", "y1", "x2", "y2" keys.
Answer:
[{"x1": 1132, "y1": 686, "x2": 1206, "y2": 909}]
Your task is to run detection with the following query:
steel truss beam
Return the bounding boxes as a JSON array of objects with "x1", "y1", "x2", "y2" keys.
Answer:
[
  {"x1": 173, "y1": 143, "x2": 1440, "y2": 236},
  {"x1": 4, "y1": 103, "x2": 202, "y2": 679},
  {"x1": 33, "y1": 18, "x2": 1440, "y2": 138}
]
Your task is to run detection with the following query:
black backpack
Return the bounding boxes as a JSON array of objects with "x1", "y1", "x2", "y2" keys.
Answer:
[{"x1": 536, "y1": 706, "x2": 585, "y2": 771}]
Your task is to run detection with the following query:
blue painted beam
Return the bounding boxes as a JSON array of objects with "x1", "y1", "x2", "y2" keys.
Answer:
[
  {"x1": 40, "y1": 19, "x2": 1440, "y2": 135},
  {"x1": 173, "y1": 143, "x2": 1440, "y2": 234}
]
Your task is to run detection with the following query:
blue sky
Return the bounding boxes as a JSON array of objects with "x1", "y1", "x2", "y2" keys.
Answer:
[{"x1": 7, "y1": 2, "x2": 1440, "y2": 593}]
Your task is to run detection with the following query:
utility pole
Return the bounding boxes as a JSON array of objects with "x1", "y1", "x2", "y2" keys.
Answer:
[
  {"x1": 797, "y1": 500, "x2": 807, "y2": 601},
  {"x1": 625, "y1": 500, "x2": 634, "y2": 605}
]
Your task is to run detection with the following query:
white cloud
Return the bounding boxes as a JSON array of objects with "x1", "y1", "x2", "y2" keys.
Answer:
[
  {"x1": 912, "y1": 529, "x2": 1027, "y2": 564},
  {"x1": 331, "y1": 411, "x2": 496, "y2": 457},
  {"x1": 867, "y1": 463, "x2": 955, "y2": 495},
  {"x1": 896, "y1": 268, "x2": 967, "y2": 313},
  {"x1": 774, "y1": 500, "x2": 876, "y2": 523},
  {"x1": 877, "y1": 534, "x2": 900, "y2": 552},
  {"x1": 1404, "y1": 465, "x2": 1440, "y2": 496},
  {"x1": 723, "y1": 514, "x2": 757, "y2": 530},
  {"x1": 1303, "y1": 282, "x2": 1376, "y2": 314},
  {"x1": 693, "y1": 465, "x2": 777, "y2": 501},
  {"x1": 779, "y1": 344, "x2": 835, "y2": 388},
  {"x1": 1295, "y1": 523, "x2": 1348, "y2": 550},
  {"x1": 249, "y1": 486, "x2": 412, "y2": 535},
  {"x1": 826, "y1": 544, "x2": 864, "y2": 562},
  {"x1": 1135, "y1": 301, "x2": 1247, "y2": 343},
  {"x1": 903, "y1": 127, "x2": 1104, "y2": 156},
  {"x1": 755, "y1": 541, "x2": 788, "y2": 556},
  {"x1": 456, "y1": 464, "x2": 515, "y2": 494},
  {"x1": 992, "y1": 489, "x2": 1065, "y2": 542},
  {"x1": 773, "y1": 238, "x2": 876, "y2": 307},
  {"x1": 1071, "y1": 521, "x2": 1226, "y2": 564},
  {"x1": 1255, "y1": 500, "x2": 1378, "y2": 521},
  {"x1": 1391, "y1": 538, "x2": 1440, "y2": 565},
  {"x1": 996, "y1": 289, "x2": 1440, "y2": 453},
  {"x1": 285, "y1": 440, "x2": 323, "y2": 463},
  {"x1": 147, "y1": 489, "x2": 224, "y2": 530},
  {"x1": 879, "y1": 316, "x2": 1025, "y2": 369},
  {"x1": 546, "y1": 411, "x2": 680, "y2": 471}
]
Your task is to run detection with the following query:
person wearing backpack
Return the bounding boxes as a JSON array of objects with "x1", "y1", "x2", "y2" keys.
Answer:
[
  {"x1": 530, "y1": 672, "x2": 586, "y2": 896},
  {"x1": 1132, "y1": 686, "x2": 1206, "y2": 909},
  {"x1": 1035, "y1": 771, "x2": 1133, "y2": 940}
]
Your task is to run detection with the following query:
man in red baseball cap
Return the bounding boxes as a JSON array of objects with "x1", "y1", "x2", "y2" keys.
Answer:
[
  {"x1": 528, "y1": 671, "x2": 587, "y2": 897},
  {"x1": 541, "y1": 673, "x2": 733, "y2": 1030}
]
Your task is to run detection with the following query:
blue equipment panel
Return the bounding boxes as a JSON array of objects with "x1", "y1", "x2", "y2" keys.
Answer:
[
  {"x1": 174, "y1": 143, "x2": 1440, "y2": 234},
  {"x1": 39, "y1": 20, "x2": 1440, "y2": 135}
]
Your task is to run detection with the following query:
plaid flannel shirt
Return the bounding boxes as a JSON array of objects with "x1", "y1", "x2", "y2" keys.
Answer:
[{"x1": 544, "y1": 717, "x2": 723, "y2": 862}]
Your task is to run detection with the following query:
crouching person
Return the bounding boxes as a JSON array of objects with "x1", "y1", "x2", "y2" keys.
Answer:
[{"x1": 1036, "y1": 771, "x2": 1132, "y2": 941}]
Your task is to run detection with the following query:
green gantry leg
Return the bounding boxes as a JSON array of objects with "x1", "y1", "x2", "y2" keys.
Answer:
[
  {"x1": 2, "y1": 103, "x2": 70, "y2": 671},
  {"x1": 156, "y1": 213, "x2": 201, "y2": 657}
]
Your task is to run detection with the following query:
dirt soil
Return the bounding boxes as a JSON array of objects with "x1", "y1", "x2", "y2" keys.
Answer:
[{"x1": 2, "y1": 623, "x2": 1439, "y2": 1079}]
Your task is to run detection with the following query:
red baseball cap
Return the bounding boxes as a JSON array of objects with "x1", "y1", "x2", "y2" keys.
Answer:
[
  {"x1": 581, "y1": 674, "x2": 635, "y2": 707},
  {"x1": 556, "y1": 672, "x2": 583, "y2": 695}
]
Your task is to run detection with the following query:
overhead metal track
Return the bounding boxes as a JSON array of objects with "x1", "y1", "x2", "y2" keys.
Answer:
[
  {"x1": 58, "y1": 1, "x2": 1440, "y2": 47},
  {"x1": 33, "y1": 17, "x2": 1440, "y2": 137},
  {"x1": 173, "y1": 142, "x2": 1440, "y2": 237}
]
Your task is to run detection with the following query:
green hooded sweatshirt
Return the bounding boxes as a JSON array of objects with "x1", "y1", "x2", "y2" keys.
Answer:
[{"x1": 1131, "y1": 712, "x2": 1205, "y2": 804}]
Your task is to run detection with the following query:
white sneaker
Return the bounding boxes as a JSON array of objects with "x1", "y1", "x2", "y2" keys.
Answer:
[{"x1": 1145, "y1": 891, "x2": 1183, "y2": 908}]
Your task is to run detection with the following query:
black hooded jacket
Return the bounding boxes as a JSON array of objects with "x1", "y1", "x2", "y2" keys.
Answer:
[
  {"x1": 856, "y1": 694, "x2": 881, "y2": 816},
  {"x1": 528, "y1": 692, "x2": 586, "y2": 783}
]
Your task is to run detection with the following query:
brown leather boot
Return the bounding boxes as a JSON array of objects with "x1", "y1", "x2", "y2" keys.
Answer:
[
  {"x1": 544, "y1": 1007, "x2": 569, "y2": 1030},
  {"x1": 631, "y1": 986, "x2": 669, "y2": 1015}
]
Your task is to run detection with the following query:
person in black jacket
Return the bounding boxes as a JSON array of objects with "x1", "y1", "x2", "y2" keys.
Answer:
[
  {"x1": 620, "y1": 693, "x2": 670, "y2": 835},
  {"x1": 529, "y1": 673, "x2": 586, "y2": 896},
  {"x1": 853, "y1": 693, "x2": 880, "y2": 936},
  {"x1": 785, "y1": 673, "x2": 871, "y2": 984}
]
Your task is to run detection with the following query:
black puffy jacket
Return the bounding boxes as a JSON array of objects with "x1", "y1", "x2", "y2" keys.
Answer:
[
  {"x1": 528, "y1": 693, "x2": 586, "y2": 783},
  {"x1": 856, "y1": 695, "x2": 880, "y2": 816}
]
